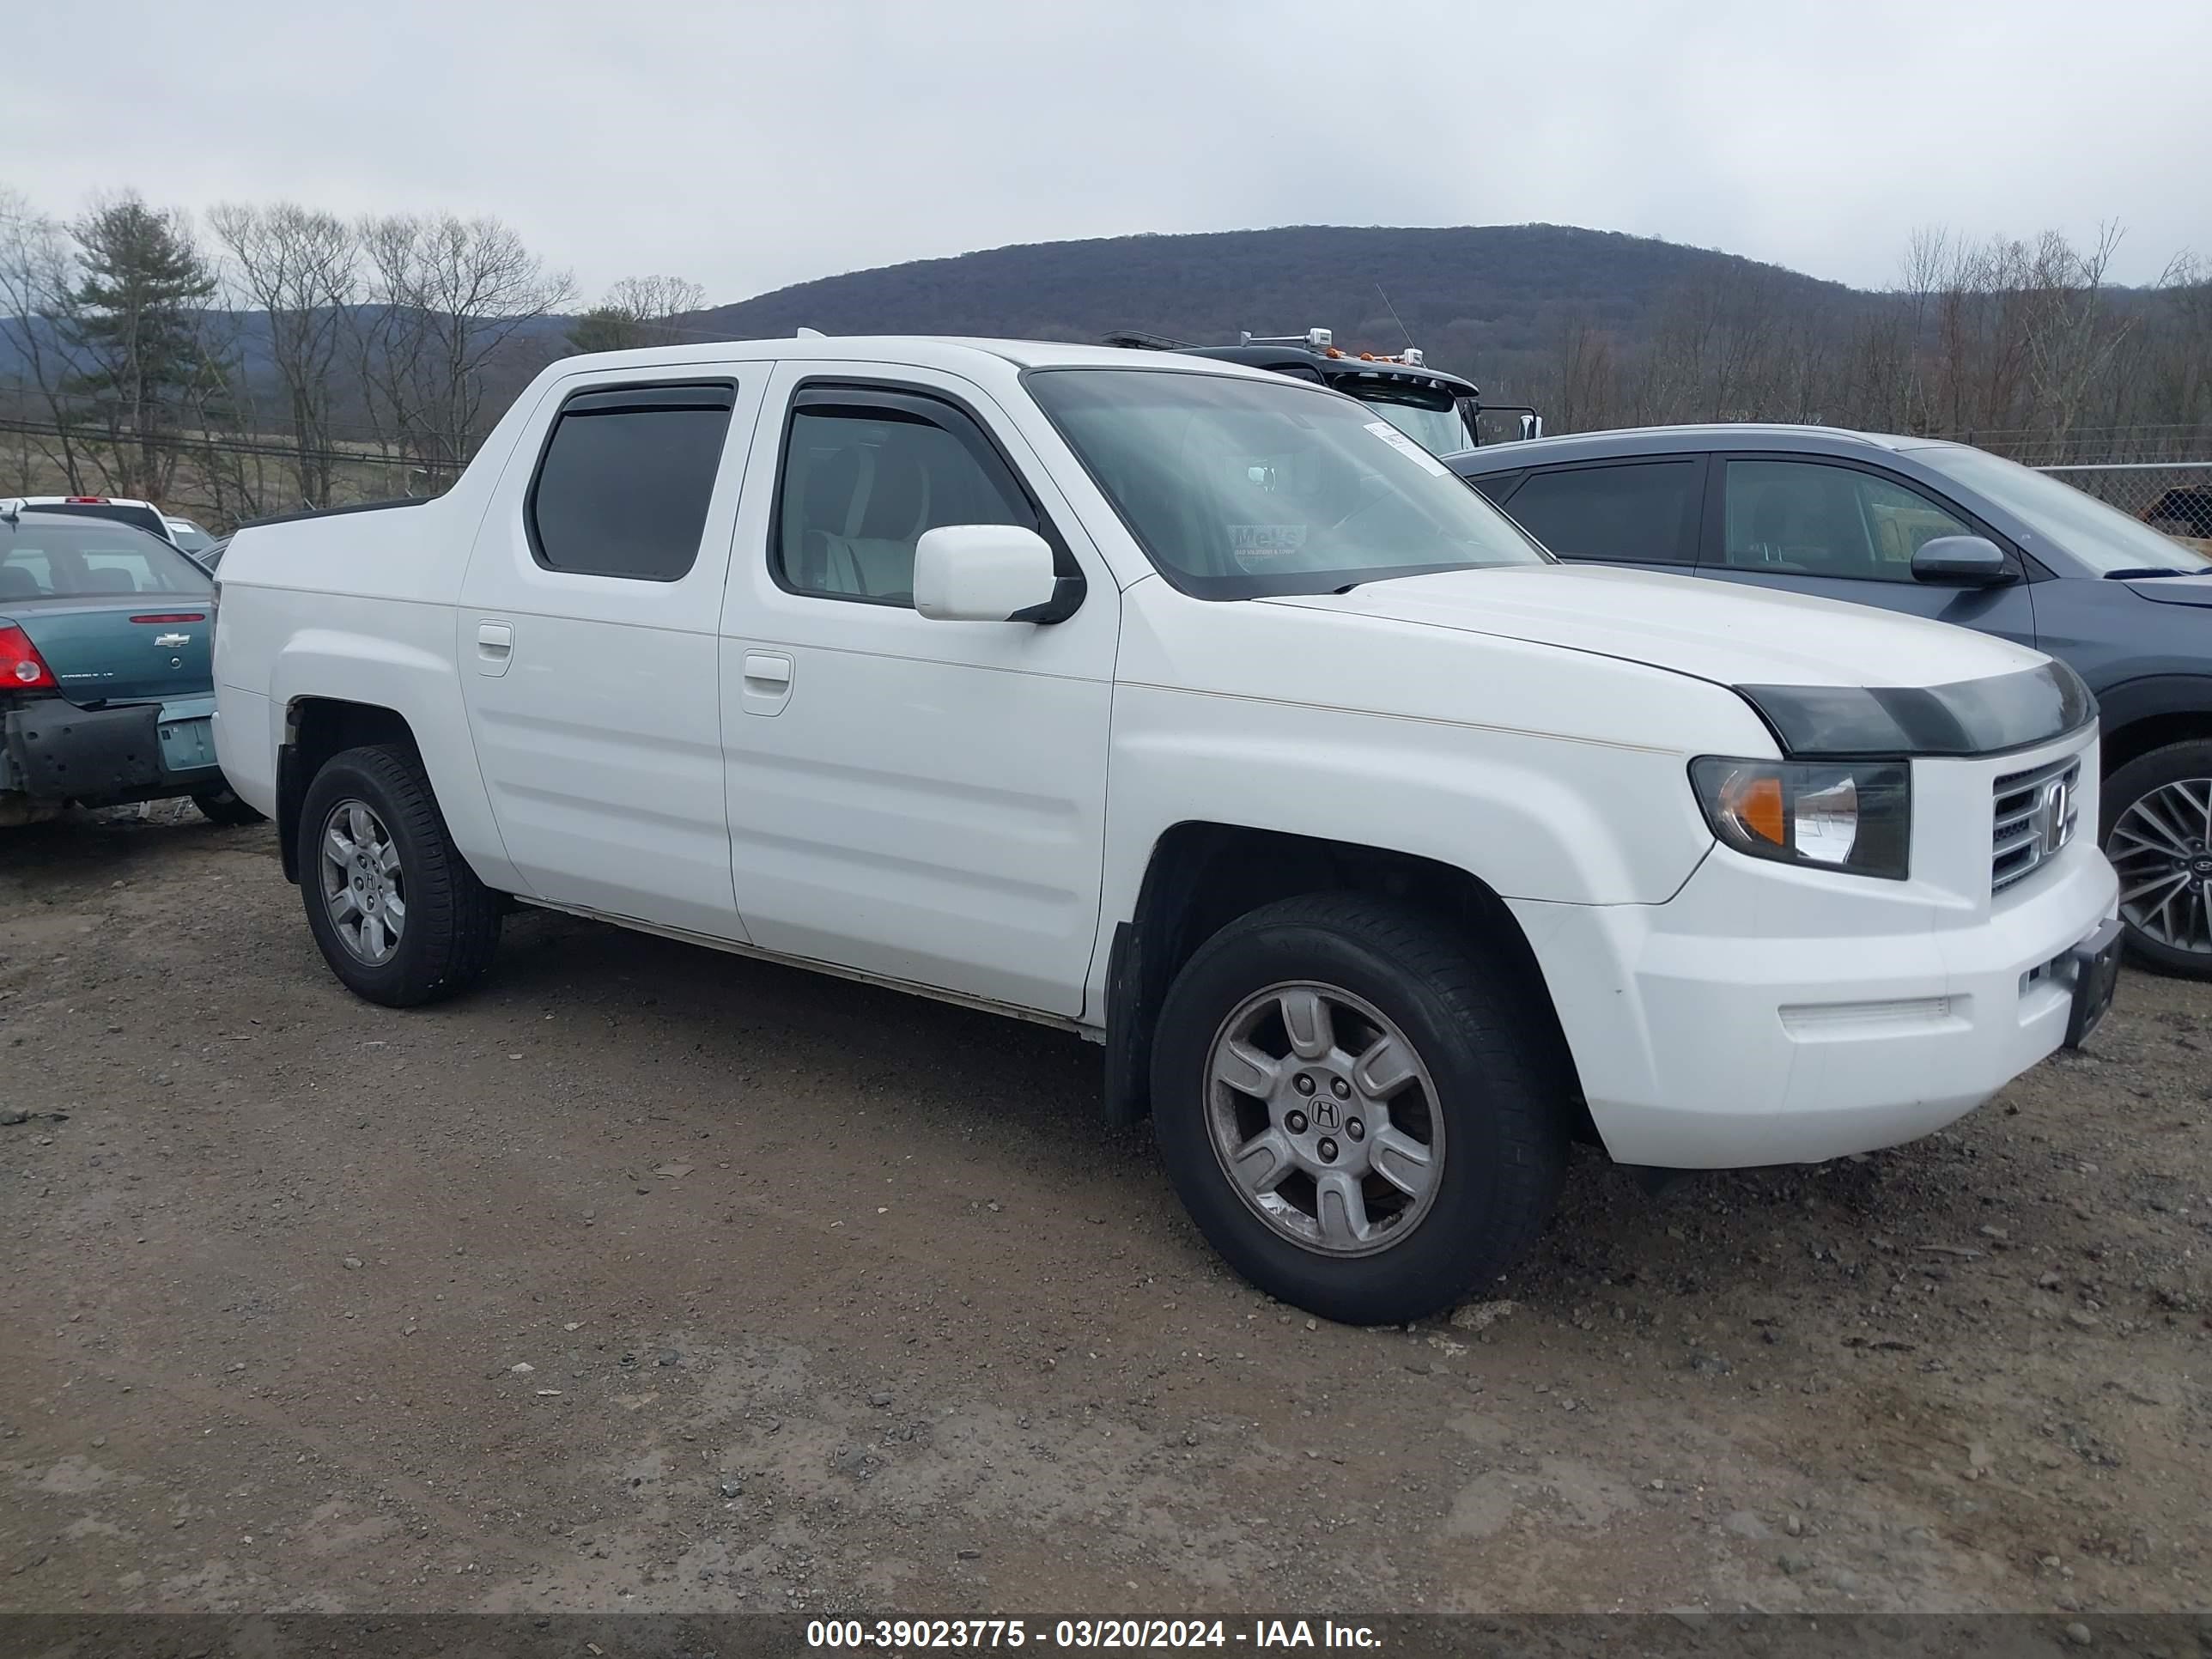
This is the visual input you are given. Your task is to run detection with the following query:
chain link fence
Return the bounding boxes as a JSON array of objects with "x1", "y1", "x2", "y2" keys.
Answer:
[{"x1": 2033, "y1": 461, "x2": 2212, "y2": 556}]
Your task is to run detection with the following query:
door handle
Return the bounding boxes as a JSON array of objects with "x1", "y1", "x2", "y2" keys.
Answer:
[
  {"x1": 475, "y1": 620, "x2": 514, "y2": 677},
  {"x1": 738, "y1": 650, "x2": 794, "y2": 716}
]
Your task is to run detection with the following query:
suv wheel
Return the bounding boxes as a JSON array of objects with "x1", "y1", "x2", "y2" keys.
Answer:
[
  {"x1": 298, "y1": 744, "x2": 501, "y2": 1006},
  {"x1": 2103, "y1": 739, "x2": 2212, "y2": 979},
  {"x1": 1150, "y1": 893, "x2": 1568, "y2": 1325}
]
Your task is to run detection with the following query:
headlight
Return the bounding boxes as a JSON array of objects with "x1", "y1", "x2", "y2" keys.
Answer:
[{"x1": 1689, "y1": 757, "x2": 1911, "y2": 880}]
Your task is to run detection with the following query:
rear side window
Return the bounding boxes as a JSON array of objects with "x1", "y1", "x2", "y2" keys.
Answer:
[
  {"x1": 1503, "y1": 460, "x2": 1703, "y2": 565},
  {"x1": 527, "y1": 382, "x2": 735, "y2": 580}
]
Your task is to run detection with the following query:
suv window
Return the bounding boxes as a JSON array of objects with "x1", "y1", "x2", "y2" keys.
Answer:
[
  {"x1": 1502, "y1": 461, "x2": 1701, "y2": 564},
  {"x1": 526, "y1": 382, "x2": 735, "y2": 580},
  {"x1": 774, "y1": 391, "x2": 1035, "y2": 606},
  {"x1": 1723, "y1": 459, "x2": 1973, "y2": 582}
]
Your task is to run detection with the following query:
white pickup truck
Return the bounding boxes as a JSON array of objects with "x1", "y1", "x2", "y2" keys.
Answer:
[{"x1": 211, "y1": 337, "x2": 2123, "y2": 1323}]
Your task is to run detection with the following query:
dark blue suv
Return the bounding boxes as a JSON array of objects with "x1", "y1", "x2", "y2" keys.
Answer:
[{"x1": 1446, "y1": 426, "x2": 2212, "y2": 977}]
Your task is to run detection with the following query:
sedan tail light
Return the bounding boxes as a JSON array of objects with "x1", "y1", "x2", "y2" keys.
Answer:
[{"x1": 0, "y1": 623, "x2": 58, "y2": 688}]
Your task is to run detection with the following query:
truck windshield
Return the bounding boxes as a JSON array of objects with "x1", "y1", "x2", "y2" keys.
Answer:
[
  {"x1": 1353, "y1": 388, "x2": 1473, "y2": 457},
  {"x1": 1911, "y1": 446, "x2": 2212, "y2": 575},
  {"x1": 1026, "y1": 368, "x2": 1547, "y2": 599}
]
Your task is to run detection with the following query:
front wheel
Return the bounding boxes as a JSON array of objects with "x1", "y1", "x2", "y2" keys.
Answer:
[
  {"x1": 297, "y1": 744, "x2": 501, "y2": 1006},
  {"x1": 1149, "y1": 893, "x2": 1568, "y2": 1326},
  {"x1": 2102, "y1": 740, "x2": 2212, "y2": 979}
]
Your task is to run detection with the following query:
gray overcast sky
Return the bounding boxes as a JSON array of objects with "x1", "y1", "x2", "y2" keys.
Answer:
[{"x1": 11, "y1": 0, "x2": 2209, "y2": 302}]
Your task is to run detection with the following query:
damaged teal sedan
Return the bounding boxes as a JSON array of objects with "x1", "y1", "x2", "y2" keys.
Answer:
[{"x1": 0, "y1": 502, "x2": 259, "y2": 827}]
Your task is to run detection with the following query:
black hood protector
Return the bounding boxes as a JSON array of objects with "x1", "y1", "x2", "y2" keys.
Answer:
[{"x1": 1736, "y1": 660, "x2": 2097, "y2": 760}]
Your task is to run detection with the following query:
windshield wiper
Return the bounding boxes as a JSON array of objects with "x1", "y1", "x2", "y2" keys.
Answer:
[{"x1": 2103, "y1": 567, "x2": 2198, "y2": 579}]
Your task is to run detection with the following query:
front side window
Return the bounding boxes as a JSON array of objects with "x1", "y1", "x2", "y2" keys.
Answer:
[
  {"x1": 1501, "y1": 460, "x2": 1702, "y2": 565},
  {"x1": 527, "y1": 382, "x2": 735, "y2": 580},
  {"x1": 774, "y1": 393, "x2": 1035, "y2": 605},
  {"x1": 1723, "y1": 459, "x2": 1974, "y2": 583},
  {"x1": 1026, "y1": 368, "x2": 1543, "y2": 599}
]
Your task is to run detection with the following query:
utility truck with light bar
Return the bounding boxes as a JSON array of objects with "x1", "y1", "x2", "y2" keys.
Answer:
[
  {"x1": 210, "y1": 336, "x2": 2123, "y2": 1324},
  {"x1": 1102, "y1": 325, "x2": 1542, "y2": 454}
]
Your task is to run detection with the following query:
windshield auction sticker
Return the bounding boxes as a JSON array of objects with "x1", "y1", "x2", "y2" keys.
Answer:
[{"x1": 1361, "y1": 420, "x2": 1449, "y2": 476}]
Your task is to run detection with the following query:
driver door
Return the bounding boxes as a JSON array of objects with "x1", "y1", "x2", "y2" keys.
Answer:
[{"x1": 715, "y1": 363, "x2": 1120, "y2": 1017}]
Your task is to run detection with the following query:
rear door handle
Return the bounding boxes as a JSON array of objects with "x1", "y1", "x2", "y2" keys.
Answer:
[
  {"x1": 476, "y1": 620, "x2": 514, "y2": 677},
  {"x1": 739, "y1": 650, "x2": 793, "y2": 715}
]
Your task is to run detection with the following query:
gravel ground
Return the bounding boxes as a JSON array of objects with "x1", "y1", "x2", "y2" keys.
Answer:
[{"x1": 1, "y1": 807, "x2": 2207, "y2": 1616}]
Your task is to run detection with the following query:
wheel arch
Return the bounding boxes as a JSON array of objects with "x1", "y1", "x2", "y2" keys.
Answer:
[
  {"x1": 1102, "y1": 821, "x2": 1586, "y2": 1134},
  {"x1": 278, "y1": 699, "x2": 420, "y2": 883},
  {"x1": 2097, "y1": 675, "x2": 2212, "y2": 784},
  {"x1": 267, "y1": 625, "x2": 518, "y2": 893}
]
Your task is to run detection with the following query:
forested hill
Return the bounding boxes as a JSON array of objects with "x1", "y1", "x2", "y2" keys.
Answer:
[{"x1": 685, "y1": 223, "x2": 1863, "y2": 356}]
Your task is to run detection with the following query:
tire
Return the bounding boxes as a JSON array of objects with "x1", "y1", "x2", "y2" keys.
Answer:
[
  {"x1": 192, "y1": 787, "x2": 264, "y2": 827},
  {"x1": 297, "y1": 744, "x2": 501, "y2": 1006},
  {"x1": 2101, "y1": 739, "x2": 2212, "y2": 980},
  {"x1": 1149, "y1": 893, "x2": 1569, "y2": 1326}
]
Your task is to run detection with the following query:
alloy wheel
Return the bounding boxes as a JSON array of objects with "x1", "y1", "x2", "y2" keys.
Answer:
[
  {"x1": 1203, "y1": 981, "x2": 1445, "y2": 1256},
  {"x1": 2109, "y1": 778, "x2": 2212, "y2": 957},
  {"x1": 319, "y1": 799, "x2": 407, "y2": 965}
]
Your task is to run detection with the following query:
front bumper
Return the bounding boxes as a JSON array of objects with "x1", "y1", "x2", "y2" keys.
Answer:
[
  {"x1": 1, "y1": 694, "x2": 222, "y2": 806},
  {"x1": 1513, "y1": 731, "x2": 2120, "y2": 1169}
]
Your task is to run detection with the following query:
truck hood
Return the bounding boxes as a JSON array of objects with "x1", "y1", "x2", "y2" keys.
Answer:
[{"x1": 1260, "y1": 562, "x2": 2048, "y2": 691}]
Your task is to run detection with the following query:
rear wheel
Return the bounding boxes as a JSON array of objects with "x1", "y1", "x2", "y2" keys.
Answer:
[
  {"x1": 191, "y1": 787, "x2": 264, "y2": 827},
  {"x1": 2102, "y1": 740, "x2": 2212, "y2": 979},
  {"x1": 297, "y1": 744, "x2": 501, "y2": 1006},
  {"x1": 1150, "y1": 893, "x2": 1568, "y2": 1326}
]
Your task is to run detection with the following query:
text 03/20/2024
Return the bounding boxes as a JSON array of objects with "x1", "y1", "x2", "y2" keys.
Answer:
[{"x1": 805, "y1": 1621, "x2": 1381, "y2": 1650}]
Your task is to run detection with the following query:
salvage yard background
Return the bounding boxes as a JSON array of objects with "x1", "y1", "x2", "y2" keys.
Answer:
[{"x1": 2, "y1": 809, "x2": 2206, "y2": 1613}]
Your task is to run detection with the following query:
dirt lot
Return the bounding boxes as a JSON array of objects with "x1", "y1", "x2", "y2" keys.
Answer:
[{"x1": 2, "y1": 810, "x2": 2207, "y2": 1617}]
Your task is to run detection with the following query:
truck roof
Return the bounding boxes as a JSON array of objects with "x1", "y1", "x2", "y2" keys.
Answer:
[{"x1": 544, "y1": 336, "x2": 1291, "y2": 379}]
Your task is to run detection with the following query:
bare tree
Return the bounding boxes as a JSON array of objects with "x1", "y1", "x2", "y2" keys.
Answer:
[
  {"x1": 566, "y1": 274, "x2": 708, "y2": 354},
  {"x1": 1545, "y1": 312, "x2": 1618, "y2": 433},
  {"x1": 607, "y1": 275, "x2": 705, "y2": 334},
  {"x1": 210, "y1": 202, "x2": 358, "y2": 507},
  {"x1": 2018, "y1": 223, "x2": 2136, "y2": 454},
  {"x1": 0, "y1": 185, "x2": 89, "y2": 489},
  {"x1": 350, "y1": 212, "x2": 572, "y2": 489}
]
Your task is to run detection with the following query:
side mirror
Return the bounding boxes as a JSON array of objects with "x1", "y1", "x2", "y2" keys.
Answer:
[
  {"x1": 914, "y1": 525, "x2": 1073, "y2": 623},
  {"x1": 1911, "y1": 534, "x2": 2014, "y2": 587}
]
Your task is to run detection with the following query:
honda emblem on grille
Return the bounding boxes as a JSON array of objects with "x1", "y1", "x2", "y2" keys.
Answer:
[{"x1": 2034, "y1": 775, "x2": 2073, "y2": 857}]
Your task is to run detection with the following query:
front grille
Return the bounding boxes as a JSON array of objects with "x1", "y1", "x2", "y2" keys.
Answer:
[{"x1": 1991, "y1": 754, "x2": 2082, "y2": 896}]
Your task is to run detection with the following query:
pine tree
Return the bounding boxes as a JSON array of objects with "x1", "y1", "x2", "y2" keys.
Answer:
[{"x1": 59, "y1": 195, "x2": 220, "y2": 495}]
